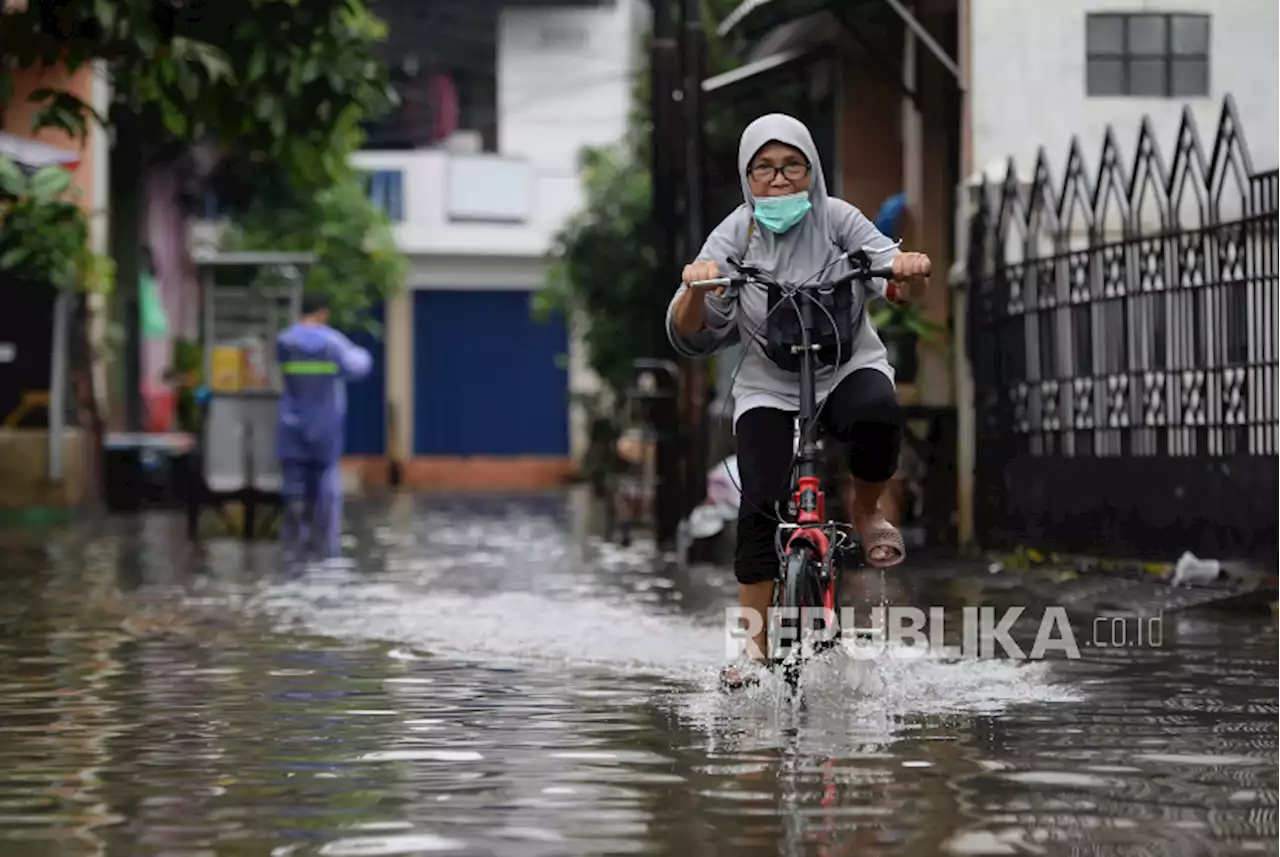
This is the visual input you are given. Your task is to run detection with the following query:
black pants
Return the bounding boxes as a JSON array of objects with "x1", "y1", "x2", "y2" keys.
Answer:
[{"x1": 734, "y1": 368, "x2": 902, "y2": 585}]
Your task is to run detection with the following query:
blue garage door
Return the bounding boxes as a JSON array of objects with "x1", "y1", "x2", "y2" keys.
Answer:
[
  {"x1": 414, "y1": 290, "x2": 569, "y2": 456},
  {"x1": 342, "y1": 304, "x2": 386, "y2": 455}
]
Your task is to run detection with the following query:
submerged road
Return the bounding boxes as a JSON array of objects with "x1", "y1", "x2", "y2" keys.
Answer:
[{"x1": 0, "y1": 491, "x2": 1274, "y2": 856}]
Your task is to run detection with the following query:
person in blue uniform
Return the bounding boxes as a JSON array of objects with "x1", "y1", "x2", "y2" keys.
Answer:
[{"x1": 276, "y1": 293, "x2": 372, "y2": 561}]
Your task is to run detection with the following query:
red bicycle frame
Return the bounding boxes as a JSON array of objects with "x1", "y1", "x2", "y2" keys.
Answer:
[{"x1": 782, "y1": 287, "x2": 839, "y2": 622}]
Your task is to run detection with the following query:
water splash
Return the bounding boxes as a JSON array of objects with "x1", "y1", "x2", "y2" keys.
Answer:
[
  {"x1": 220, "y1": 568, "x2": 1079, "y2": 727},
  {"x1": 183, "y1": 498, "x2": 1080, "y2": 751}
]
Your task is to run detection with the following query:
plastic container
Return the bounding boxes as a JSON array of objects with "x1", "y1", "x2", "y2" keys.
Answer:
[
  {"x1": 241, "y1": 337, "x2": 269, "y2": 389},
  {"x1": 210, "y1": 346, "x2": 244, "y2": 392}
]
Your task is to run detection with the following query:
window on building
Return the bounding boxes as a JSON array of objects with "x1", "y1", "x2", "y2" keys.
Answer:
[
  {"x1": 363, "y1": 170, "x2": 405, "y2": 221},
  {"x1": 1086, "y1": 13, "x2": 1210, "y2": 98},
  {"x1": 200, "y1": 170, "x2": 405, "y2": 222}
]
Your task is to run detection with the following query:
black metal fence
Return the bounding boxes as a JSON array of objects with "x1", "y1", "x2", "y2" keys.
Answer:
[{"x1": 967, "y1": 96, "x2": 1278, "y2": 560}]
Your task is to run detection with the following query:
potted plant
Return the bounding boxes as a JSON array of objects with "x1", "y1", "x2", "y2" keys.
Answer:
[
  {"x1": 870, "y1": 299, "x2": 946, "y2": 385},
  {"x1": 168, "y1": 337, "x2": 205, "y2": 434}
]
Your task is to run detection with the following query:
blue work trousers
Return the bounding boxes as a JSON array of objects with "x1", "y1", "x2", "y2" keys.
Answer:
[{"x1": 281, "y1": 460, "x2": 343, "y2": 561}]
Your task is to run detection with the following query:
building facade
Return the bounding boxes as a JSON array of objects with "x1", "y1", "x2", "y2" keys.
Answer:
[
  {"x1": 344, "y1": 0, "x2": 646, "y2": 488},
  {"x1": 0, "y1": 52, "x2": 109, "y2": 505}
]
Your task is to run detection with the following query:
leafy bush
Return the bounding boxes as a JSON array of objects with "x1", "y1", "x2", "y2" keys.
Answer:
[
  {"x1": 0, "y1": 158, "x2": 112, "y2": 295},
  {"x1": 221, "y1": 170, "x2": 407, "y2": 334},
  {"x1": 537, "y1": 145, "x2": 666, "y2": 397}
]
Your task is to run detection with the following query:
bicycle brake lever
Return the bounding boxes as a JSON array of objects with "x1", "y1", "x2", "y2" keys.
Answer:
[{"x1": 860, "y1": 239, "x2": 902, "y2": 256}]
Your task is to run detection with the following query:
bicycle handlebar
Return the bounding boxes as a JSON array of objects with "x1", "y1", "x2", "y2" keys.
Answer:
[{"x1": 688, "y1": 265, "x2": 894, "y2": 292}]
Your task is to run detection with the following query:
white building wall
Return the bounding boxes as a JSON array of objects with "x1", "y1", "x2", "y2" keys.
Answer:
[
  {"x1": 194, "y1": 3, "x2": 644, "y2": 468},
  {"x1": 970, "y1": 0, "x2": 1278, "y2": 205},
  {"x1": 498, "y1": 0, "x2": 642, "y2": 229},
  {"x1": 347, "y1": 1, "x2": 640, "y2": 258}
]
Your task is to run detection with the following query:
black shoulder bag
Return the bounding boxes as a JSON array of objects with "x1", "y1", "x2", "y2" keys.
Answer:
[{"x1": 743, "y1": 219, "x2": 858, "y2": 374}]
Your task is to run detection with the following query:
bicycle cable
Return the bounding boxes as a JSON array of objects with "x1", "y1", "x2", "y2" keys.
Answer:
[{"x1": 779, "y1": 238, "x2": 902, "y2": 485}]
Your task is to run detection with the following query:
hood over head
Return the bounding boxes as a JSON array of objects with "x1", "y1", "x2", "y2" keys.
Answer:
[{"x1": 735, "y1": 113, "x2": 839, "y2": 283}]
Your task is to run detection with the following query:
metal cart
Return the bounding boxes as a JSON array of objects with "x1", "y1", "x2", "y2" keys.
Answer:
[
  {"x1": 184, "y1": 251, "x2": 314, "y2": 540},
  {"x1": 608, "y1": 359, "x2": 679, "y2": 546}
]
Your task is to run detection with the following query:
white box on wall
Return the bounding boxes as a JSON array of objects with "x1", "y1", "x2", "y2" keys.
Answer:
[{"x1": 446, "y1": 154, "x2": 533, "y2": 223}]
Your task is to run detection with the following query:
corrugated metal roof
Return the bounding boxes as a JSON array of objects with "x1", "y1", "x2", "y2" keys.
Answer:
[
  {"x1": 189, "y1": 250, "x2": 317, "y2": 267},
  {"x1": 717, "y1": 0, "x2": 832, "y2": 39},
  {"x1": 717, "y1": 0, "x2": 773, "y2": 37},
  {"x1": 702, "y1": 47, "x2": 817, "y2": 93}
]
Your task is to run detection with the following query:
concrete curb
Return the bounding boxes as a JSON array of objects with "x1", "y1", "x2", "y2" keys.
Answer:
[
  {"x1": 980, "y1": 546, "x2": 1277, "y2": 615},
  {"x1": 983, "y1": 546, "x2": 1276, "y2": 583}
]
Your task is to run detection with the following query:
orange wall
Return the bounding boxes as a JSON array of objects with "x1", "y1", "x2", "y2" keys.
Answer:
[
  {"x1": 838, "y1": 18, "x2": 958, "y2": 407},
  {"x1": 838, "y1": 66, "x2": 904, "y2": 216},
  {"x1": 1, "y1": 61, "x2": 96, "y2": 214}
]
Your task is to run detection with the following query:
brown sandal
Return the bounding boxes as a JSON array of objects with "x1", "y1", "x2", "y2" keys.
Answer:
[
  {"x1": 861, "y1": 521, "x2": 906, "y2": 568},
  {"x1": 719, "y1": 660, "x2": 765, "y2": 691}
]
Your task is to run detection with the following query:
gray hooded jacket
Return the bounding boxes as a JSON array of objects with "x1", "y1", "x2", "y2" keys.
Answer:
[{"x1": 664, "y1": 113, "x2": 900, "y2": 428}]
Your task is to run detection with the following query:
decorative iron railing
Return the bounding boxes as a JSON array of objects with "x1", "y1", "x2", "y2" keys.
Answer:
[{"x1": 966, "y1": 96, "x2": 1278, "y2": 559}]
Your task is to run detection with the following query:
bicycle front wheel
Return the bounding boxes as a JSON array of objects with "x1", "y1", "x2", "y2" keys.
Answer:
[{"x1": 771, "y1": 547, "x2": 823, "y2": 690}]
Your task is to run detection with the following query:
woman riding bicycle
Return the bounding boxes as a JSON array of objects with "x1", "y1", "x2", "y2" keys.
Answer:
[{"x1": 665, "y1": 113, "x2": 932, "y2": 688}]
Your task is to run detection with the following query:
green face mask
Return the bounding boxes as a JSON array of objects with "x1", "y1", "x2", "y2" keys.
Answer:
[{"x1": 753, "y1": 191, "x2": 813, "y2": 234}]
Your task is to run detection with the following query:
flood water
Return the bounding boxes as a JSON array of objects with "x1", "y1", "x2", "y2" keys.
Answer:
[{"x1": 0, "y1": 491, "x2": 1275, "y2": 856}]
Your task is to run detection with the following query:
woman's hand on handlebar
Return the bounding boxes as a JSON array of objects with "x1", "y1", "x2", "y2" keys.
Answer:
[
  {"x1": 682, "y1": 260, "x2": 726, "y2": 294},
  {"x1": 887, "y1": 252, "x2": 931, "y2": 304}
]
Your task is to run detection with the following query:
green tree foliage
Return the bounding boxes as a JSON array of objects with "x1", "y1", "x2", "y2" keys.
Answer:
[
  {"x1": 536, "y1": 1, "x2": 744, "y2": 492},
  {"x1": 0, "y1": 0, "x2": 406, "y2": 439},
  {"x1": 538, "y1": 145, "x2": 663, "y2": 397},
  {"x1": 0, "y1": 155, "x2": 114, "y2": 453},
  {"x1": 0, "y1": 0, "x2": 405, "y2": 386},
  {"x1": 221, "y1": 171, "x2": 407, "y2": 333},
  {"x1": 539, "y1": 0, "x2": 743, "y2": 400},
  {"x1": 0, "y1": 0, "x2": 396, "y2": 195}
]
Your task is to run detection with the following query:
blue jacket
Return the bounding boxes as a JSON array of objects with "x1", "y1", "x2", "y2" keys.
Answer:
[
  {"x1": 874, "y1": 192, "x2": 906, "y2": 242},
  {"x1": 275, "y1": 323, "x2": 373, "y2": 463}
]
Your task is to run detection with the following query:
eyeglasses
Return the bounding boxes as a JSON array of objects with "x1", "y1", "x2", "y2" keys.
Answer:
[{"x1": 748, "y1": 161, "x2": 810, "y2": 183}]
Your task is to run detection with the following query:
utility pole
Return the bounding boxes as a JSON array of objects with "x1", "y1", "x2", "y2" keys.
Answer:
[
  {"x1": 678, "y1": 0, "x2": 709, "y2": 515},
  {"x1": 680, "y1": 0, "x2": 704, "y2": 251},
  {"x1": 109, "y1": 112, "x2": 144, "y2": 433},
  {"x1": 649, "y1": 0, "x2": 683, "y2": 549}
]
